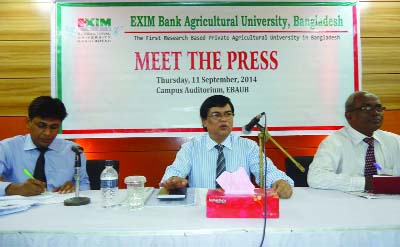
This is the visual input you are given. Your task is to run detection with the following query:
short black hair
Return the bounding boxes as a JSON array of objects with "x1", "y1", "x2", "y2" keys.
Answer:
[
  {"x1": 200, "y1": 95, "x2": 234, "y2": 120},
  {"x1": 28, "y1": 96, "x2": 67, "y2": 121}
]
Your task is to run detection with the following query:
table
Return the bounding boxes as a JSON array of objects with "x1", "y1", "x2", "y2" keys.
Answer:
[{"x1": 1, "y1": 188, "x2": 399, "y2": 247}]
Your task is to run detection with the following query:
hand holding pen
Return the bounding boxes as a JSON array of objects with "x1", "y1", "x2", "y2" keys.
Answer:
[{"x1": 5, "y1": 169, "x2": 47, "y2": 196}]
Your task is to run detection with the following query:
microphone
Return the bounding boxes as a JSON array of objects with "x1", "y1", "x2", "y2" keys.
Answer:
[
  {"x1": 71, "y1": 145, "x2": 83, "y2": 154},
  {"x1": 64, "y1": 145, "x2": 90, "y2": 206},
  {"x1": 242, "y1": 112, "x2": 265, "y2": 134}
]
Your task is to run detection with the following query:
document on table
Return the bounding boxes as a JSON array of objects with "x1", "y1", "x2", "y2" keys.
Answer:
[
  {"x1": 346, "y1": 191, "x2": 400, "y2": 199},
  {"x1": 0, "y1": 192, "x2": 76, "y2": 204},
  {"x1": 0, "y1": 200, "x2": 35, "y2": 216},
  {"x1": 145, "y1": 188, "x2": 196, "y2": 207},
  {"x1": 118, "y1": 187, "x2": 154, "y2": 206},
  {"x1": 0, "y1": 192, "x2": 78, "y2": 216}
]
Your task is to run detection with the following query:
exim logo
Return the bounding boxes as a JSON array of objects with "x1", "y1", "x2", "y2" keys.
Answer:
[{"x1": 77, "y1": 18, "x2": 111, "y2": 28}]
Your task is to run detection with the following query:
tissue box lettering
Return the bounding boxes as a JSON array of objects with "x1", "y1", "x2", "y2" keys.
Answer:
[{"x1": 206, "y1": 188, "x2": 279, "y2": 218}]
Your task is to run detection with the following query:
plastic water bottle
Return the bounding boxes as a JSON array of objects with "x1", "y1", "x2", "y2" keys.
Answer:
[{"x1": 100, "y1": 160, "x2": 118, "y2": 208}]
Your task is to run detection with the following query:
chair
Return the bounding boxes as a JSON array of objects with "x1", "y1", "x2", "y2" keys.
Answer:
[
  {"x1": 86, "y1": 160, "x2": 119, "y2": 190},
  {"x1": 285, "y1": 156, "x2": 313, "y2": 187}
]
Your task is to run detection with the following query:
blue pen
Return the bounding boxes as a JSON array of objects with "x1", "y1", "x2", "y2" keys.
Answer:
[{"x1": 373, "y1": 163, "x2": 382, "y2": 170}]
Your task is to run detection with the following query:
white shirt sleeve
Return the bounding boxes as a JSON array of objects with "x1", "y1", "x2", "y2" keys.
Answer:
[{"x1": 307, "y1": 133, "x2": 365, "y2": 192}]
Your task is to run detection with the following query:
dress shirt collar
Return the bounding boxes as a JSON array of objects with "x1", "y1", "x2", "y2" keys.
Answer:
[
  {"x1": 346, "y1": 125, "x2": 381, "y2": 145},
  {"x1": 23, "y1": 134, "x2": 61, "y2": 152},
  {"x1": 205, "y1": 133, "x2": 233, "y2": 151}
]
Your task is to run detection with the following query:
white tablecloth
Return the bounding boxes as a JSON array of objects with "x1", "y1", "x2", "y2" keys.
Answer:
[{"x1": 1, "y1": 188, "x2": 399, "y2": 247}]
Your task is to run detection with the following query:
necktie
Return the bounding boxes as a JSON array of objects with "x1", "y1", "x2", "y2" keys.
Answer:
[
  {"x1": 34, "y1": 147, "x2": 48, "y2": 183},
  {"x1": 363, "y1": 137, "x2": 377, "y2": 177},
  {"x1": 215, "y1": 144, "x2": 226, "y2": 188}
]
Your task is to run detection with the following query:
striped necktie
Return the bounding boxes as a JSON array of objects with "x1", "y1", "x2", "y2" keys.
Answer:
[
  {"x1": 215, "y1": 144, "x2": 225, "y2": 188},
  {"x1": 363, "y1": 137, "x2": 377, "y2": 177},
  {"x1": 34, "y1": 147, "x2": 48, "y2": 183}
]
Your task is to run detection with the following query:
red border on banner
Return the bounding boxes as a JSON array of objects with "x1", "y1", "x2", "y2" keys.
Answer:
[
  {"x1": 62, "y1": 126, "x2": 343, "y2": 134},
  {"x1": 352, "y1": 5, "x2": 359, "y2": 91}
]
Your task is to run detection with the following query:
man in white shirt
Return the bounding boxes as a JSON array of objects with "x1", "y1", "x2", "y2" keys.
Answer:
[
  {"x1": 160, "y1": 95, "x2": 293, "y2": 199},
  {"x1": 308, "y1": 91, "x2": 400, "y2": 192}
]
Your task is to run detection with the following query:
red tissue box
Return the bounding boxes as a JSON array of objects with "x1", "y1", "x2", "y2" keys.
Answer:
[{"x1": 206, "y1": 188, "x2": 279, "y2": 218}]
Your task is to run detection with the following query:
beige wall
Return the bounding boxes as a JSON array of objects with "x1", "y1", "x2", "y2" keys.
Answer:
[{"x1": 0, "y1": 0, "x2": 399, "y2": 115}]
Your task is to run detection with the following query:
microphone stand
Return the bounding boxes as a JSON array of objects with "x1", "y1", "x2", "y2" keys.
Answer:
[
  {"x1": 255, "y1": 121, "x2": 305, "y2": 247},
  {"x1": 257, "y1": 125, "x2": 266, "y2": 189},
  {"x1": 64, "y1": 151, "x2": 91, "y2": 206},
  {"x1": 255, "y1": 124, "x2": 306, "y2": 188},
  {"x1": 256, "y1": 122, "x2": 269, "y2": 247}
]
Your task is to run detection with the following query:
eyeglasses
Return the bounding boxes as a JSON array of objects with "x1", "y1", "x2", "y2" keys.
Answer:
[
  {"x1": 34, "y1": 121, "x2": 60, "y2": 132},
  {"x1": 349, "y1": 105, "x2": 386, "y2": 113},
  {"x1": 208, "y1": 112, "x2": 234, "y2": 121}
]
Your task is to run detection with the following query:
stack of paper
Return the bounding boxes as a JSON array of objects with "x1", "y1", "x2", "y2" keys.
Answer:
[
  {"x1": 0, "y1": 192, "x2": 72, "y2": 216},
  {"x1": 0, "y1": 200, "x2": 36, "y2": 216}
]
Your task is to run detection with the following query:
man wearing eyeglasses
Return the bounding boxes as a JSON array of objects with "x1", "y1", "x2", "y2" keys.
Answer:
[
  {"x1": 0, "y1": 96, "x2": 90, "y2": 196},
  {"x1": 308, "y1": 91, "x2": 400, "y2": 192},
  {"x1": 160, "y1": 95, "x2": 294, "y2": 199}
]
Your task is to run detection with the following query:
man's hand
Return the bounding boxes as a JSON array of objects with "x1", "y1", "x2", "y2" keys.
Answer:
[
  {"x1": 53, "y1": 181, "x2": 75, "y2": 194},
  {"x1": 159, "y1": 176, "x2": 187, "y2": 190},
  {"x1": 5, "y1": 179, "x2": 46, "y2": 196},
  {"x1": 272, "y1": 179, "x2": 293, "y2": 199}
]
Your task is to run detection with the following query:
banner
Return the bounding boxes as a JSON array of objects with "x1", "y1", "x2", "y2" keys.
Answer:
[{"x1": 53, "y1": 0, "x2": 360, "y2": 137}]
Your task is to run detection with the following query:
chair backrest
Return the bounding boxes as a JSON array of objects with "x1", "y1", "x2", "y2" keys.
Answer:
[
  {"x1": 86, "y1": 160, "x2": 119, "y2": 190},
  {"x1": 285, "y1": 156, "x2": 313, "y2": 187}
]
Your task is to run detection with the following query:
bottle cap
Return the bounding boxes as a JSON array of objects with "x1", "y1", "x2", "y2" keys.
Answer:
[{"x1": 105, "y1": 160, "x2": 116, "y2": 166}]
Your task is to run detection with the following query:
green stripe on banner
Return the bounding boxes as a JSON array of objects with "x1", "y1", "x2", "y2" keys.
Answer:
[
  {"x1": 56, "y1": 4, "x2": 63, "y2": 100},
  {"x1": 57, "y1": 2, "x2": 357, "y2": 7},
  {"x1": 56, "y1": 5, "x2": 64, "y2": 133}
]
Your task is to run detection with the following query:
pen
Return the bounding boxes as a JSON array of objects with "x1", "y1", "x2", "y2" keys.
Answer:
[
  {"x1": 23, "y1": 168, "x2": 47, "y2": 192},
  {"x1": 373, "y1": 163, "x2": 382, "y2": 170},
  {"x1": 23, "y1": 168, "x2": 34, "y2": 179}
]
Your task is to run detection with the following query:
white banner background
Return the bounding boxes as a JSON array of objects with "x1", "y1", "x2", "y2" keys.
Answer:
[{"x1": 53, "y1": 1, "x2": 360, "y2": 137}]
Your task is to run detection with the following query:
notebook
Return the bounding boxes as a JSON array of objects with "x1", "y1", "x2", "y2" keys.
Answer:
[{"x1": 372, "y1": 176, "x2": 400, "y2": 194}]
